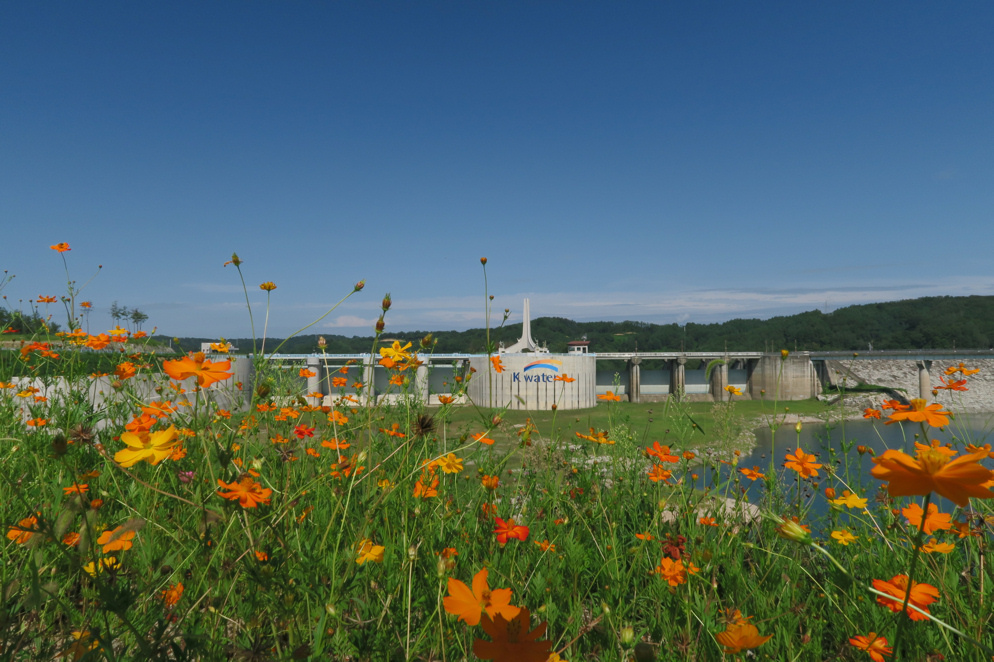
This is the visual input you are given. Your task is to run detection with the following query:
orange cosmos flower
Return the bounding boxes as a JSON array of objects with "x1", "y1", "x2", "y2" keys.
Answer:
[
  {"x1": 914, "y1": 439, "x2": 957, "y2": 458},
  {"x1": 6, "y1": 515, "x2": 39, "y2": 544},
  {"x1": 490, "y1": 356, "x2": 505, "y2": 373},
  {"x1": 654, "y1": 557, "x2": 699, "y2": 586},
  {"x1": 784, "y1": 448, "x2": 822, "y2": 479},
  {"x1": 935, "y1": 376, "x2": 968, "y2": 391},
  {"x1": 97, "y1": 525, "x2": 136, "y2": 553},
  {"x1": 331, "y1": 376, "x2": 348, "y2": 388},
  {"x1": 217, "y1": 476, "x2": 273, "y2": 508},
  {"x1": 161, "y1": 582, "x2": 184, "y2": 608},
  {"x1": 647, "y1": 464, "x2": 672, "y2": 483},
  {"x1": 380, "y1": 422, "x2": 405, "y2": 438},
  {"x1": 849, "y1": 633, "x2": 892, "y2": 662},
  {"x1": 114, "y1": 426, "x2": 179, "y2": 467},
  {"x1": 321, "y1": 438, "x2": 350, "y2": 450},
  {"x1": 26, "y1": 418, "x2": 47, "y2": 427},
  {"x1": 329, "y1": 453, "x2": 364, "y2": 478},
  {"x1": 473, "y1": 432, "x2": 495, "y2": 445},
  {"x1": 114, "y1": 362, "x2": 137, "y2": 380},
  {"x1": 259, "y1": 282, "x2": 277, "y2": 291},
  {"x1": 299, "y1": 368, "x2": 316, "y2": 378},
  {"x1": 437, "y1": 395, "x2": 455, "y2": 405},
  {"x1": 724, "y1": 385, "x2": 742, "y2": 396},
  {"x1": 863, "y1": 408, "x2": 882, "y2": 419},
  {"x1": 51, "y1": 242, "x2": 70, "y2": 252},
  {"x1": 389, "y1": 374, "x2": 405, "y2": 386},
  {"x1": 945, "y1": 362, "x2": 980, "y2": 377},
  {"x1": 473, "y1": 608, "x2": 551, "y2": 662},
  {"x1": 635, "y1": 532, "x2": 655, "y2": 541},
  {"x1": 870, "y1": 447, "x2": 994, "y2": 507},
  {"x1": 553, "y1": 374, "x2": 575, "y2": 383},
  {"x1": 920, "y1": 538, "x2": 955, "y2": 554},
  {"x1": 293, "y1": 424, "x2": 315, "y2": 439},
  {"x1": 62, "y1": 532, "x2": 80, "y2": 546},
  {"x1": 885, "y1": 398, "x2": 949, "y2": 427},
  {"x1": 494, "y1": 517, "x2": 529, "y2": 544},
  {"x1": 63, "y1": 484, "x2": 88, "y2": 496},
  {"x1": 881, "y1": 399, "x2": 909, "y2": 411},
  {"x1": 355, "y1": 539, "x2": 385, "y2": 564},
  {"x1": 872, "y1": 574, "x2": 939, "y2": 621},
  {"x1": 645, "y1": 441, "x2": 679, "y2": 463},
  {"x1": 413, "y1": 473, "x2": 439, "y2": 498},
  {"x1": 739, "y1": 466, "x2": 765, "y2": 481},
  {"x1": 443, "y1": 567, "x2": 520, "y2": 627},
  {"x1": 37, "y1": 295, "x2": 58, "y2": 303},
  {"x1": 481, "y1": 474, "x2": 500, "y2": 490},
  {"x1": 715, "y1": 622, "x2": 772, "y2": 655},
  {"x1": 598, "y1": 391, "x2": 621, "y2": 401},
  {"x1": 901, "y1": 502, "x2": 953, "y2": 534},
  {"x1": 699, "y1": 517, "x2": 717, "y2": 527},
  {"x1": 162, "y1": 353, "x2": 232, "y2": 388}
]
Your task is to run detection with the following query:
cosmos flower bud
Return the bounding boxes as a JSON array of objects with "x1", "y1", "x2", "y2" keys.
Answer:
[
  {"x1": 354, "y1": 280, "x2": 365, "y2": 292},
  {"x1": 375, "y1": 317, "x2": 385, "y2": 333},
  {"x1": 795, "y1": 421, "x2": 803, "y2": 434},
  {"x1": 229, "y1": 253, "x2": 241, "y2": 266},
  {"x1": 318, "y1": 336, "x2": 327, "y2": 348},
  {"x1": 381, "y1": 294, "x2": 391, "y2": 311},
  {"x1": 620, "y1": 625, "x2": 635, "y2": 645},
  {"x1": 781, "y1": 349, "x2": 789, "y2": 359},
  {"x1": 777, "y1": 518, "x2": 812, "y2": 545},
  {"x1": 420, "y1": 333, "x2": 434, "y2": 349},
  {"x1": 480, "y1": 257, "x2": 487, "y2": 265}
]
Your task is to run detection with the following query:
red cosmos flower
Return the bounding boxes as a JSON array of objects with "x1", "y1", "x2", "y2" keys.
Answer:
[
  {"x1": 293, "y1": 424, "x2": 315, "y2": 439},
  {"x1": 494, "y1": 517, "x2": 529, "y2": 544}
]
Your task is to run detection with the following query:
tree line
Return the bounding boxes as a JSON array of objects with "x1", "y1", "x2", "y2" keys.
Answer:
[{"x1": 159, "y1": 295, "x2": 994, "y2": 355}]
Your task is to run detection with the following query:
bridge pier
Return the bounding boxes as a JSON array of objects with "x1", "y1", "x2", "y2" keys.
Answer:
[
  {"x1": 628, "y1": 357, "x2": 641, "y2": 403},
  {"x1": 306, "y1": 356, "x2": 322, "y2": 403},
  {"x1": 710, "y1": 360, "x2": 729, "y2": 401},
  {"x1": 670, "y1": 357, "x2": 686, "y2": 400},
  {"x1": 918, "y1": 360, "x2": 932, "y2": 400}
]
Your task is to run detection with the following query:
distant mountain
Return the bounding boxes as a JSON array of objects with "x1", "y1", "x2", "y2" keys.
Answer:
[{"x1": 157, "y1": 295, "x2": 994, "y2": 355}]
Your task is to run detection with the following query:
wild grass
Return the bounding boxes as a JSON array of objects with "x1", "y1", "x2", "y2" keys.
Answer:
[{"x1": 1, "y1": 249, "x2": 992, "y2": 661}]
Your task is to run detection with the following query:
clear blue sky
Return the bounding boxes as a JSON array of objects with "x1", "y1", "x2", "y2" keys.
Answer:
[{"x1": 3, "y1": 2, "x2": 992, "y2": 339}]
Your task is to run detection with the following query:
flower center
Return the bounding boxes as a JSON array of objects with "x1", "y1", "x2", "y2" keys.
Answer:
[
  {"x1": 917, "y1": 450, "x2": 950, "y2": 474},
  {"x1": 909, "y1": 398, "x2": 927, "y2": 412}
]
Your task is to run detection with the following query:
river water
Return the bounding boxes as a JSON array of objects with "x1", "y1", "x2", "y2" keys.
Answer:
[{"x1": 687, "y1": 413, "x2": 994, "y2": 517}]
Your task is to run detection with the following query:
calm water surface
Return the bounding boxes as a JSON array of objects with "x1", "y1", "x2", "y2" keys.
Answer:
[{"x1": 687, "y1": 413, "x2": 994, "y2": 516}]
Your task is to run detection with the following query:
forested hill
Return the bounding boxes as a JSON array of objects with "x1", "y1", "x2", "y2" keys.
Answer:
[{"x1": 161, "y1": 295, "x2": 994, "y2": 355}]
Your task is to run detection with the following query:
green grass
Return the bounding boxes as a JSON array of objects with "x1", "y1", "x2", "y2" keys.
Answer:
[{"x1": 2, "y1": 254, "x2": 992, "y2": 661}]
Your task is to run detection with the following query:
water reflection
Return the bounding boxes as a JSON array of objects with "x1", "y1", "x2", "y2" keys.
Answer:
[{"x1": 685, "y1": 413, "x2": 994, "y2": 518}]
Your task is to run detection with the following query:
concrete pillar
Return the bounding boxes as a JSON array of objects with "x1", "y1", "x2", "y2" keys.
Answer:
[
  {"x1": 362, "y1": 358, "x2": 376, "y2": 403},
  {"x1": 415, "y1": 363, "x2": 430, "y2": 402},
  {"x1": 671, "y1": 357, "x2": 686, "y2": 400},
  {"x1": 710, "y1": 361, "x2": 729, "y2": 401},
  {"x1": 918, "y1": 360, "x2": 932, "y2": 400},
  {"x1": 230, "y1": 355, "x2": 255, "y2": 411},
  {"x1": 306, "y1": 356, "x2": 322, "y2": 405},
  {"x1": 628, "y1": 357, "x2": 641, "y2": 403}
]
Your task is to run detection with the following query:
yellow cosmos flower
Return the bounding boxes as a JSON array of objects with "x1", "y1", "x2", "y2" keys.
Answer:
[
  {"x1": 114, "y1": 426, "x2": 179, "y2": 468},
  {"x1": 830, "y1": 530, "x2": 857, "y2": 546},
  {"x1": 832, "y1": 491, "x2": 868, "y2": 509}
]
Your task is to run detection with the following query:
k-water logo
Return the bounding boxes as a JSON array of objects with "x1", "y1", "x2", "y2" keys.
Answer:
[{"x1": 512, "y1": 359, "x2": 563, "y2": 383}]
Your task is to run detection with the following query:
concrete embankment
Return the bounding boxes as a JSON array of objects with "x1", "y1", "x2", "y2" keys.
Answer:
[{"x1": 824, "y1": 358, "x2": 994, "y2": 413}]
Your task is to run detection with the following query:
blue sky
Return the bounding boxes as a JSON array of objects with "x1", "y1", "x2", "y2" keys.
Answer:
[{"x1": 2, "y1": 2, "x2": 993, "y2": 339}]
